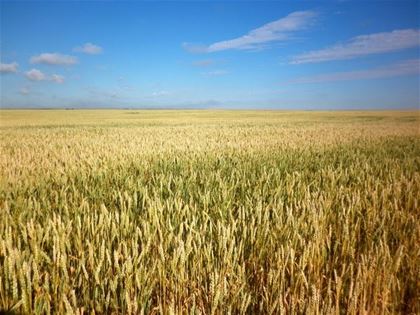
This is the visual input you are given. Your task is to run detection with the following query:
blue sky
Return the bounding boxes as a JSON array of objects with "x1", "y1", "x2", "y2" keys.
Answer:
[{"x1": 0, "y1": 1, "x2": 419, "y2": 109}]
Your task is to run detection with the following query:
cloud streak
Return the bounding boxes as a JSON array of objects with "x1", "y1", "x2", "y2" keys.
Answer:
[
  {"x1": 289, "y1": 59, "x2": 420, "y2": 84},
  {"x1": 74, "y1": 43, "x2": 103, "y2": 54},
  {"x1": 30, "y1": 53, "x2": 78, "y2": 65},
  {"x1": 19, "y1": 86, "x2": 30, "y2": 95},
  {"x1": 25, "y1": 68, "x2": 65, "y2": 83},
  {"x1": 0, "y1": 62, "x2": 18, "y2": 73},
  {"x1": 202, "y1": 69, "x2": 229, "y2": 77},
  {"x1": 291, "y1": 29, "x2": 420, "y2": 64},
  {"x1": 25, "y1": 69, "x2": 46, "y2": 81},
  {"x1": 51, "y1": 74, "x2": 65, "y2": 84},
  {"x1": 184, "y1": 10, "x2": 317, "y2": 53},
  {"x1": 192, "y1": 59, "x2": 214, "y2": 67},
  {"x1": 151, "y1": 90, "x2": 170, "y2": 97}
]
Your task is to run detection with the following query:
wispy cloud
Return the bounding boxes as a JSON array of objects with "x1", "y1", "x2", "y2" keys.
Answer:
[
  {"x1": 192, "y1": 59, "x2": 214, "y2": 67},
  {"x1": 151, "y1": 90, "x2": 170, "y2": 97},
  {"x1": 184, "y1": 10, "x2": 317, "y2": 53},
  {"x1": 289, "y1": 59, "x2": 420, "y2": 84},
  {"x1": 51, "y1": 74, "x2": 65, "y2": 84},
  {"x1": 86, "y1": 86, "x2": 121, "y2": 99},
  {"x1": 291, "y1": 29, "x2": 420, "y2": 64},
  {"x1": 19, "y1": 86, "x2": 30, "y2": 95},
  {"x1": 25, "y1": 69, "x2": 46, "y2": 81},
  {"x1": 0, "y1": 62, "x2": 18, "y2": 73},
  {"x1": 25, "y1": 68, "x2": 65, "y2": 83},
  {"x1": 30, "y1": 53, "x2": 78, "y2": 65},
  {"x1": 202, "y1": 69, "x2": 229, "y2": 76},
  {"x1": 74, "y1": 43, "x2": 103, "y2": 55},
  {"x1": 116, "y1": 76, "x2": 135, "y2": 91}
]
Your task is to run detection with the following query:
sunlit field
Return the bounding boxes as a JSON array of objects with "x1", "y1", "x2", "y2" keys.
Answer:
[{"x1": 0, "y1": 110, "x2": 419, "y2": 314}]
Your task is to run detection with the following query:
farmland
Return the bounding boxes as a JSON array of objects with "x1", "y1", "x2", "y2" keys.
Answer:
[{"x1": 0, "y1": 110, "x2": 419, "y2": 314}]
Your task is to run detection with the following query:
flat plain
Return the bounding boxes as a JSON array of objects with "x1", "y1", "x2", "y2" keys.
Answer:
[{"x1": 0, "y1": 110, "x2": 419, "y2": 314}]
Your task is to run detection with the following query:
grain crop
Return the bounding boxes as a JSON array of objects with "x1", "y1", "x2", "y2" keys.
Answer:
[{"x1": 0, "y1": 110, "x2": 419, "y2": 314}]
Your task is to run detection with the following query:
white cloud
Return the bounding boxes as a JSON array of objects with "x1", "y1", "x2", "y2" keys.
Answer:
[
  {"x1": 192, "y1": 59, "x2": 214, "y2": 67},
  {"x1": 86, "y1": 86, "x2": 121, "y2": 98},
  {"x1": 51, "y1": 74, "x2": 65, "y2": 84},
  {"x1": 0, "y1": 62, "x2": 18, "y2": 73},
  {"x1": 25, "y1": 68, "x2": 65, "y2": 83},
  {"x1": 184, "y1": 10, "x2": 317, "y2": 53},
  {"x1": 25, "y1": 69, "x2": 46, "y2": 81},
  {"x1": 202, "y1": 69, "x2": 229, "y2": 76},
  {"x1": 291, "y1": 29, "x2": 420, "y2": 64},
  {"x1": 74, "y1": 43, "x2": 103, "y2": 55},
  {"x1": 289, "y1": 59, "x2": 420, "y2": 84},
  {"x1": 182, "y1": 43, "x2": 208, "y2": 54},
  {"x1": 30, "y1": 53, "x2": 78, "y2": 65},
  {"x1": 152, "y1": 90, "x2": 170, "y2": 97},
  {"x1": 19, "y1": 86, "x2": 30, "y2": 95}
]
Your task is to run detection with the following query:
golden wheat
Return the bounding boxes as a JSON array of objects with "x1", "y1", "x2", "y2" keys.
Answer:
[{"x1": 0, "y1": 110, "x2": 419, "y2": 314}]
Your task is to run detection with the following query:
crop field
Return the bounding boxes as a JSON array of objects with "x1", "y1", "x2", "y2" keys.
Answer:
[{"x1": 0, "y1": 110, "x2": 419, "y2": 314}]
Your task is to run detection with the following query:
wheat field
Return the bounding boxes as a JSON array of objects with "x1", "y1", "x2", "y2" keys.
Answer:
[{"x1": 0, "y1": 110, "x2": 419, "y2": 314}]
